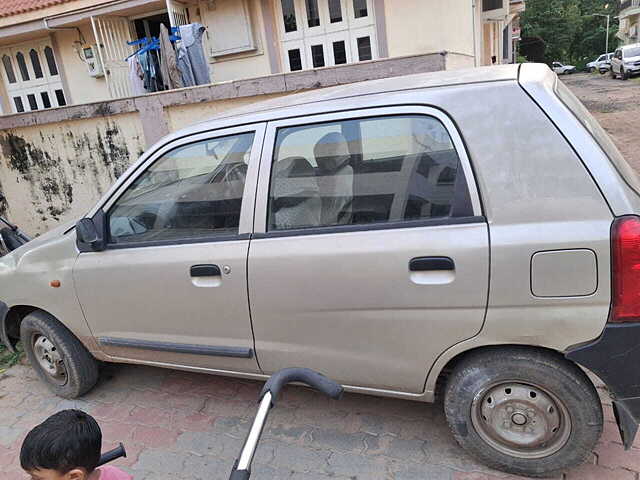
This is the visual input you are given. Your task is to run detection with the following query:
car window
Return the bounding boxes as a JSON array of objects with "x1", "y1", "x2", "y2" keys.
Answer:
[
  {"x1": 555, "y1": 81, "x2": 640, "y2": 197},
  {"x1": 616, "y1": 50, "x2": 622, "y2": 59},
  {"x1": 597, "y1": 55, "x2": 605, "y2": 62},
  {"x1": 268, "y1": 115, "x2": 462, "y2": 231},
  {"x1": 624, "y1": 47, "x2": 640, "y2": 58},
  {"x1": 108, "y1": 132, "x2": 255, "y2": 244}
]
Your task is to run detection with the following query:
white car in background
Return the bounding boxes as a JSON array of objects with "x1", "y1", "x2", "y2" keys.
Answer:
[
  {"x1": 611, "y1": 44, "x2": 640, "y2": 80},
  {"x1": 586, "y1": 53, "x2": 613, "y2": 73},
  {"x1": 552, "y1": 62, "x2": 577, "y2": 75}
]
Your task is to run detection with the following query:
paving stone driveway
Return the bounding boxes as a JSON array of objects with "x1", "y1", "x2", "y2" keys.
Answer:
[{"x1": 0, "y1": 362, "x2": 637, "y2": 480}]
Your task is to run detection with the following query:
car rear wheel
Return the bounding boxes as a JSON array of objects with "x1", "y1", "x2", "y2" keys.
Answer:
[
  {"x1": 589, "y1": 67, "x2": 596, "y2": 73},
  {"x1": 622, "y1": 68, "x2": 629, "y2": 80},
  {"x1": 444, "y1": 347, "x2": 602, "y2": 478},
  {"x1": 20, "y1": 310, "x2": 99, "y2": 398}
]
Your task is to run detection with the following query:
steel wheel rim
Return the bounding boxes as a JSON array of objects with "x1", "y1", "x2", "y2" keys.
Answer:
[
  {"x1": 470, "y1": 381, "x2": 571, "y2": 459},
  {"x1": 32, "y1": 334, "x2": 67, "y2": 386}
]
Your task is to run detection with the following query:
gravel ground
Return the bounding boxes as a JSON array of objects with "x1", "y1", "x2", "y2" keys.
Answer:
[{"x1": 562, "y1": 72, "x2": 640, "y2": 170}]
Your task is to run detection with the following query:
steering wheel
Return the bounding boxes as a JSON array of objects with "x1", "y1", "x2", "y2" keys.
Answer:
[{"x1": 211, "y1": 163, "x2": 248, "y2": 185}]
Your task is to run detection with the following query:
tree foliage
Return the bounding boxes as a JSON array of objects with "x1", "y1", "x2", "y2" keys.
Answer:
[{"x1": 521, "y1": 0, "x2": 620, "y2": 66}]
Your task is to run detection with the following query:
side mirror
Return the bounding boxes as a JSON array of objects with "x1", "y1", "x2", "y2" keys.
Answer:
[{"x1": 76, "y1": 218, "x2": 99, "y2": 244}]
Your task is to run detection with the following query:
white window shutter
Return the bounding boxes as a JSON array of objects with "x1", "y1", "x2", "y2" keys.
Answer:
[{"x1": 206, "y1": 0, "x2": 255, "y2": 57}]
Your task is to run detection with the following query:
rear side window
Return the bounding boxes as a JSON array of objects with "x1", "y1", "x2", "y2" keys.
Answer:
[
  {"x1": 555, "y1": 81, "x2": 640, "y2": 197},
  {"x1": 268, "y1": 115, "x2": 465, "y2": 231}
]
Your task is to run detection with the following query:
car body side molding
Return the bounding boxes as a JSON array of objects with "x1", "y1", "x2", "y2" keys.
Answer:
[{"x1": 97, "y1": 337, "x2": 254, "y2": 359}]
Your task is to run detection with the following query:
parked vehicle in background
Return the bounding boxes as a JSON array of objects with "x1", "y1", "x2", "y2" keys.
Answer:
[
  {"x1": 611, "y1": 44, "x2": 640, "y2": 80},
  {"x1": 552, "y1": 61, "x2": 577, "y2": 75},
  {"x1": 3, "y1": 63, "x2": 640, "y2": 478},
  {"x1": 587, "y1": 53, "x2": 613, "y2": 73}
]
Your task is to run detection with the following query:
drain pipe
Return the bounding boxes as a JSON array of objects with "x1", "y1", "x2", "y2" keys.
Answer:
[
  {"x1": 472, "y1": 0, "x2": 478, "y2": 67},
  {"x1": 43, "y1": 18, "x2": 86, "y2": 44}
]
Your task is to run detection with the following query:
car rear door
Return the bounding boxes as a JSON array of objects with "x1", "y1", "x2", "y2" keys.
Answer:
[
  {"x1": 248, "y1": 106, "x2": 489, "y2": 393},
  {"x1": 73, "y1": 124, "x2": 265, "y2": 373}
]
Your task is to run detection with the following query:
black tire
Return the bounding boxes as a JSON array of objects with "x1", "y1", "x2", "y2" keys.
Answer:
[
  {"x1": 589, "y1": 67, "x2": 596, "y2": 73},
  {"x1": 610, "y1": 68, "x2": 617, "y2": 79},
  {"x1": 622, "y1": 68, "x2": 629, "y2": 81},
  {"x1": 444, "y1": 347, "x2": 602, "y2": 478},
  {"x1": 20, "y1": 310, "x2": 99, "y2": 398}
]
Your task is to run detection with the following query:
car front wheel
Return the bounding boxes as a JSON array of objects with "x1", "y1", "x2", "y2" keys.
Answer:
[
  {"x1": 21, "y1": 310, "x2": 99, "y2": 398},
  {"x1": 444, "y1": 347, "x2": 602, "y2": 478}
]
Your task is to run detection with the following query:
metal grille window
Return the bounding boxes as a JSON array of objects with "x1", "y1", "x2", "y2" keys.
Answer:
[{"x1": 0, "y1": 40, "x2": 67, "y2": 113}]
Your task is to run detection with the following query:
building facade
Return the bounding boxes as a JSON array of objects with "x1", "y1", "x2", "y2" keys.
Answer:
[
  {"x1": 0, "y1": 0, "x2": 524, "y2": 115},
  {"x1": 618, "y1": 0, "x2": 640, "y2": 45}
]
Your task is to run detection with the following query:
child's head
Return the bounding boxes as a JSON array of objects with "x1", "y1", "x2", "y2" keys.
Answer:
[{"x1": 20, "y1": 409, "x2": 102, "y2": 480}]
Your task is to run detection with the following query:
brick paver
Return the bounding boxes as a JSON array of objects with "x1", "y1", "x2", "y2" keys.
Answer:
[
  {"x1": 0, "y1": 362, "x2": 637, "y2": 479},
  {"x1": 2, "y1": 73, "x2": 640, "y2": 479}
]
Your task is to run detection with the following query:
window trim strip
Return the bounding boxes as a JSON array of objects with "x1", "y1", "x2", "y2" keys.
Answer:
[{"x1": 252, "y1": 215, "x2": 486, "y2": 239}]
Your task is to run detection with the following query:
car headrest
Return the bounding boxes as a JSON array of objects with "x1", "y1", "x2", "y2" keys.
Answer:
[{"x1": 314, "y1": 132, "x2": 351, "y2": 173}]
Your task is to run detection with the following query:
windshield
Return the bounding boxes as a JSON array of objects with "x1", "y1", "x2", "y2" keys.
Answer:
[
  {"x1": 624, "y1": 47, "x2": 640, "y2": 58},
  {"x1": 555, "y1": 80, "x2": 640, "y2": 197}
]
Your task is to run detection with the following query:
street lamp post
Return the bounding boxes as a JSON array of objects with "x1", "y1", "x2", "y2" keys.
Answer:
[{"x1": 593, "y1": 4, "x2": 611, "y2": 54}]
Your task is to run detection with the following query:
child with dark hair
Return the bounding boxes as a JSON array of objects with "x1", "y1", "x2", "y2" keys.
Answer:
[{"x1": 20, "y1": 409, "x2": 131, "y2": 480}]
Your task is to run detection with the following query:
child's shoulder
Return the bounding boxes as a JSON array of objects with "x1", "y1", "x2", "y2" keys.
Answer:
[{"x1": 97, "y1": 465, "x2": 133, "y2": 480}]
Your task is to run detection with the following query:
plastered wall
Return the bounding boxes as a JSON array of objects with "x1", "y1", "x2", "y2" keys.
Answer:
[{"x1": 0, "y1": 114, "x2": 145, "y2": 234}]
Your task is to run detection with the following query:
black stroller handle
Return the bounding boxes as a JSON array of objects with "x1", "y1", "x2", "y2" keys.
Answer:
[
  {"x1": 97, "y1": 443, "x2": 126, "y2": 467},
  {"x1": 259, "y1": 367, "x2": 344, "y2": 405},
  {"x1": 230, "y1": 368, "x2": 343, "y2": 480}
]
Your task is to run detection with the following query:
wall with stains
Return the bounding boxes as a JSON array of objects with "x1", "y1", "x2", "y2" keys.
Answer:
[
  {"x1": 0, "y1": 114, "x2": 144, "y2": 234},
  {"x1": 0, "y1": 53, "x2": 445, "y2": 236}
]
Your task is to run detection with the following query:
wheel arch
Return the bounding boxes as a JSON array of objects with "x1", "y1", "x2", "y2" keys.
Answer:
[
  {"x1": 1, "y1": 305, "x2": 49, "y2": 352},
  {"x1": 431, "y1": 343, "x2": 599, "y2": 401}
]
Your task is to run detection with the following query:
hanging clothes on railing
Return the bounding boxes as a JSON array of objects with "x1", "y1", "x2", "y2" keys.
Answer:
[
  {"x1": 159, "y1": 24, "x2": 183, "y2": 90},
  {"x1": 140, "y1": 49, "x2": 164, "y2": 93},
  {"x1": 177, "y1": 23, "x2": 211, "y2": 86},
  {"x1": 126, "y1": 37, "x2": 165, "y2": 94},
  {"x1": 127, "y1": 56, "x2": 145, "y2": 96}
]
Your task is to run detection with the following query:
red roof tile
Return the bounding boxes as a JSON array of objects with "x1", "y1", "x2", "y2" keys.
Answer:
[{"x1": 0, "y1": 0, "x2": 75, "y2": 18}]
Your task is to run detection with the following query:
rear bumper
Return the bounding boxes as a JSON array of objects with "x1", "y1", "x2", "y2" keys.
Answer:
[{"x1": 566, "y1": 323, "x2": 640, "y2": 449}]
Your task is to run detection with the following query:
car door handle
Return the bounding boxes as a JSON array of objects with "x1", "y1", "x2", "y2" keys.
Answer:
[
  {"x1": 190, "y1": 264, "x2": 221, "y2": 277},
  {"x1": 409, "y1": 257, "x2": 455, "y2": 272}
]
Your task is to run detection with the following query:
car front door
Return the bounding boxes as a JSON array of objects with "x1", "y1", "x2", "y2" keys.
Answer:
[
  {"x1": 248, "y1": 107, "x2": 489, "y2": 393},
  {"x1": 73, "y1": 124, "x2": 265, "y2": 373}
]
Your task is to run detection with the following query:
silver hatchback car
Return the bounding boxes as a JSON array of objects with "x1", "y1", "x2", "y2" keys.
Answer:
[{"x1": 2, "y1": 64, "x2": 640, "y2": 477}]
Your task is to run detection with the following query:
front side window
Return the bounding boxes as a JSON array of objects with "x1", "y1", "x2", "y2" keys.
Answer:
[
  {"x1": 108, "y1": 132, "x2": 254, "y2": 245},
  {"x1": 268, "y1": 115, "x2": 462, "y2": 231}
]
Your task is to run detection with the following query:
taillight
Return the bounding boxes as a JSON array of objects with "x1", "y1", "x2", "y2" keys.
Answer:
[{"x1": 610, "y1": 215, "x2": 640, "y2": 323}]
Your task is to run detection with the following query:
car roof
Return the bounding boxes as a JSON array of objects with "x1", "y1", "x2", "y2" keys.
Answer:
[
  {"x1": 155, "y1": 64, "x2": 520, "y2": 144},
  {"x1": 620, "y1": 43, "x2": 640, "y2": 50}
]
